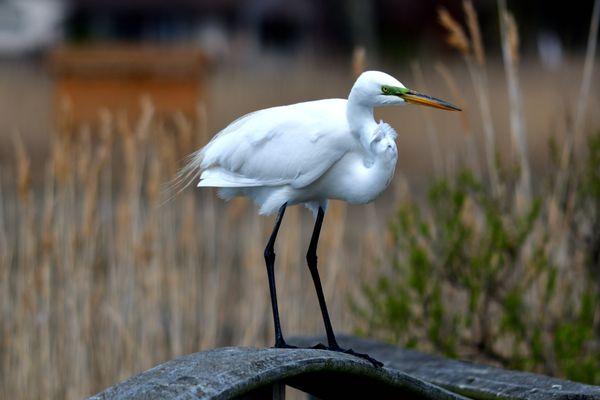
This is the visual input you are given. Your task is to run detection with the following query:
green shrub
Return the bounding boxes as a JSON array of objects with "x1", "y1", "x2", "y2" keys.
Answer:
[{"x1": 357, "y1": 134, "x2": 600, "y2": 384}]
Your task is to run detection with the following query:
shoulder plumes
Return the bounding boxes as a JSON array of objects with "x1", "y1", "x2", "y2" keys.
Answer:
[{"x1": 375, "y1": 120, "x2": 397, "y2": 140}]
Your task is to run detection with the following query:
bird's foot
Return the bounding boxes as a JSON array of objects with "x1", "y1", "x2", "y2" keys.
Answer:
[
  {"x1": 311, "y1": 343, "x2": 383, "y2": 368},
  {"x1": 273, "y1": 339, "x2": 297, "y2": 349},
  {"x1": 340, "y1": 347, "x2": 384, "y2": 368}
]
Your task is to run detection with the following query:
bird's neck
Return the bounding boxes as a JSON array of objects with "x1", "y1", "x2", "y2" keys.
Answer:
[{"x1": 346, "y1": 91, "x2": 377, "y2": 150}]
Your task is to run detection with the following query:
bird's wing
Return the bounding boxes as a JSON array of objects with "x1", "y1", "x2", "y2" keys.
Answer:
[{"x1": 191, "y1": 99, "x2": 352, "y2": 189}]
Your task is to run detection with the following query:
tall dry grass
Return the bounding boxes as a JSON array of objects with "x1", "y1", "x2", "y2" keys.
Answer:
[
  {"x1": 1, "y1": 1, "x2": 599, "y2": 398},
  {"x1": 0, "y1": 93, "x2": 387, "y2": 399},
  {"x1": 439, "y1": 1, "x2": 500, "y2": 193}
]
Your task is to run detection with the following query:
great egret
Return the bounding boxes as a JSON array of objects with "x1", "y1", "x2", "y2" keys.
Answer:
[{"x1": 180, "y1": 70, "x2": 460, "y2": 367}]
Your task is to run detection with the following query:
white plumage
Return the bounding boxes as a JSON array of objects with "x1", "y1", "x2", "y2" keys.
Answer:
[
  {"x1": 199, "y1": 99, "x2": 350, "y2": 190},
  {"x1": 181, "y1": 71, "x2": 418, "y2": 215},
  {"x1": 176, "y1": 70, "x2": 459, "y2": 364}
]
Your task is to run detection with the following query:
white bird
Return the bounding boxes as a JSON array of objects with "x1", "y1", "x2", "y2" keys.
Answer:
[{"x1": 179, "y1": 70, "x2": 460, "y2": 366}]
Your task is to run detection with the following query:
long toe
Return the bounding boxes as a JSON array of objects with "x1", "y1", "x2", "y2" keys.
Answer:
[
  {"x1": 309, "y1": 344, "x2": 383, "y2": 367},
  {"x1": 274, "y1": 341, "x2": 298, "y2": 349},
  {"x1": 342, "y1": 348, "x2": 384, "y2": 368}
]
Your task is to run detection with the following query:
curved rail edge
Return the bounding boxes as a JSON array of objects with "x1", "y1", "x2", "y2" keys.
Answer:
[
  {"x1": 88, "y1": 347, "x2": 467, "y2": 400},
  {"x1": 290, "y1": 335, "x2": 600, "y2": 400}
]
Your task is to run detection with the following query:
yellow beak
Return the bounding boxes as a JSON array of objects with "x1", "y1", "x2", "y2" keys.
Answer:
[{"x1": 401, "y1": 90, "x2": 461, "y2": 111}]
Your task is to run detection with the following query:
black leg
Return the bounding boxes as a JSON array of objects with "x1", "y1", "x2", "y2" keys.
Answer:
[
  {"x1": 306, "y1": 207, "x2": 339, "y2": 348},
  {"x1": 264, "y1": 203, "x2": 295, "y2": 348},
  {"x1": 306, "y1": 206, "x2": 383, "y2": 368}
]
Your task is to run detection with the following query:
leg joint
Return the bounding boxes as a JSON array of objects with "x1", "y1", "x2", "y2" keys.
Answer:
[
  {"x1": 306, "y1": 249, "x2": 317, "y2": 266},
  {"x1": 264, "y1": 247, "x2": 275, "y2": 262}
]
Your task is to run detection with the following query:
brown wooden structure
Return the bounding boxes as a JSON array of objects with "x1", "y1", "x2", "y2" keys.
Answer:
[{"x1": 49, "y1": 45, "x2": 207, "y2": 122}]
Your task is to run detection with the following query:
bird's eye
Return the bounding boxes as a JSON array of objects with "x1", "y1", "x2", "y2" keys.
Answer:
[{"x1": 381, "y1": 86, "x2": 390, "y2": 94}]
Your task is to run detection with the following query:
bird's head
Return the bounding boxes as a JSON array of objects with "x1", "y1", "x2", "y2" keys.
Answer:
[{"x1": 351, "y1": 71, "x2": 461, "y2": 111}]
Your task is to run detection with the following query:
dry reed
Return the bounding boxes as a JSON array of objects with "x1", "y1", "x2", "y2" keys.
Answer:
[
  {"x1": 1, "y1": 3, "x2": 599, "y2": 398},
  {"x1": 0, "y1": 101, "x2": 371, "y2": 399},
  {"x1": 410, "y1": 61, "x2": 443, "y2": 176},
  {"x1": 498, "y1": 1, "x2": 532, "y2": 207},
  {"x1": 438, "y1": 2, "x2": 500, "y2": 194}
]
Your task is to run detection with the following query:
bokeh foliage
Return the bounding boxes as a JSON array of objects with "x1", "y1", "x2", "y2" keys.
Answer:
[{"x1": 357, "y1": 133, "x2": 600, "y2": 384}]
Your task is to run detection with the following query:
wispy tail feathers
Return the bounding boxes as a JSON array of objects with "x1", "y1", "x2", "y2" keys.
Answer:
[{"x1": 160, "y1": 149, "x2": 204, "y2": 205}]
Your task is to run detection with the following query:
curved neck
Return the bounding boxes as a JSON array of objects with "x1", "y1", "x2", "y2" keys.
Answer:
[{"x1": 347, "y1": 89, "x2": 377, "y2": 149}]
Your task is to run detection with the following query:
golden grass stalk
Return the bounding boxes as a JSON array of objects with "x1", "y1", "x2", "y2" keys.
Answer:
[
  {"x1": 80, "y1": 148, "x2": 102, "y2": 239},
  {"x1": 438, "y1": 7, "x2": 470, "y2": 56},
  {"x1": 12, "y1": 131, "x2": 31, "y2": 204},
  {"x1": 553, "y1": 0, "x2": 600, "y2": 211},
  {"x1": 504, "y1": 12, "x2": 520, "y2": 63},
  {"x1": 463, "y1": 0, "x2": 485, "y2": 66},
  {"x1": 51, "y1": 133, "x2": 70, "y2": 187},
  {"x1": 352, "y1": 46, "x2": 366, "y2": 78},
  {"x1": 435, "y1": 63, "x2": 481, "y2": 175},
  {"x1": 574, "y1": 0, "x2": 600, "y2": 150},
  {"x1": 196, "y1": 102, "x2": 209, "y2": 146},
  {"x1": 174, "y1": 112, "x2": 193, "y2": 155},
  {"x1": 498, "y1": 1, "x2": 531, "y2": 203},
  {"x1": 56, "y1": 96, "x2": 74, "y2": 141},
  {"x1": 438, "y1": 4, "x2": 499, "y2": 194},
  {"x1": 435, "y1": 63, "x2": 469, "y2": 134},
  {"x1": 411, "y1": 61, "x2": 443, "y2": 176}
]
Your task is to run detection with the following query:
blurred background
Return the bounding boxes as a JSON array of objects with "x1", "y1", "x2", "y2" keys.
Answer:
[{"x1": 1, "y1": 0, "x2": 599, "y2": 398}]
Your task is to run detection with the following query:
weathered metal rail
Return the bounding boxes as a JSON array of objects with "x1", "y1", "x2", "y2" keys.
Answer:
[{"x1": 89, "y1": 335, "x2": 600, "y2": 400}]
